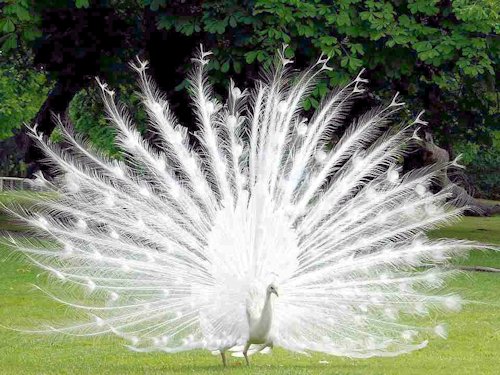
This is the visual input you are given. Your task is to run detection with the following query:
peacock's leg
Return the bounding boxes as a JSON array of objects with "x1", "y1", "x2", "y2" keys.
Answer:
[
  {"x1": 220, "y1": 351, "x2": 227, "y2": 367},
  {"x1": 243, "y1": 342, "x2": 251, "y2": 366},
  {"x1": 258, "y1": 343, "x2": 271, "y2": 354}
]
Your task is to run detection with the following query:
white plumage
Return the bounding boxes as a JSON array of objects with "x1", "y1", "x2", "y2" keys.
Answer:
[{"x1": 6, "y1": 46, "x2": 480, "y2": 365}]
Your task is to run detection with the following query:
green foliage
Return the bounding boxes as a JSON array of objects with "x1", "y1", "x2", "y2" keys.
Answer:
[
  {"x1": 0, "y1": 65, "x2": 49, "y2": 139},
  {"x1": 0, "y1": 0, "x2": 41, "y2": 52},
  {"x1": 75, "y1": 0, "x2": 90, "y2": 8},
  {"x1": 152, "y1": 0, "x2": 499, "y2": 197},
  {"x1": 0, "y1": 0, "x2": 497, "y2": 196},
  {"x1": 153, "y1": 0, "x2": 498, "y2": 129},
  {"x1": 456, "y1": 131, "x2": 500, "y2": 199},
  {"x1": 154, "y1": 0, "x2": 497, "y2": 77},
  {"x1": 143, "y1": 0, "x2": 167, "y2": 12}
]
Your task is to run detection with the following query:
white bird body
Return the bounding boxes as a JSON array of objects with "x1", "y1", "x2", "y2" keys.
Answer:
[
  {"x1": 246, "y1": 285, "x2": 276, "y2": 344},
  {"x1": 5, "y1": 46, "x2": 482, "y2": 366},
  {"x1": 247, "y1": 295, "x2": 274, "y2": 345},
  {"x1": 226, "y1": 286, "x2": 276, "y2": 364}
]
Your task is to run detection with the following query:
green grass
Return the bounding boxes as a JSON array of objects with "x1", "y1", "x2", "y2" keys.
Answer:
[
  {"x1": 0, "y1": 195, "x2": 498, "y2": 374},
  {"x1": 0, "y1": 190, "x2": 55, "y2": 205},
  {"x1": 477, "y1": 198, "x2": 500, "y2": 207},
  {"x1": 430, "y1": 216, "x2": 500, "y2": 269}
]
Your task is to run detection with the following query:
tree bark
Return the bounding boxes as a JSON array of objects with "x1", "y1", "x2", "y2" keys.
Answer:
[{"x1": 417, "y1": 128, "x2": 500, "y2": 216}]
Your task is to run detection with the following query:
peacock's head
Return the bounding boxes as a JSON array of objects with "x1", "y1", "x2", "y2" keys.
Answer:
[{"x1": 267, "y1": 283, "x2": 279, "y2": 297}]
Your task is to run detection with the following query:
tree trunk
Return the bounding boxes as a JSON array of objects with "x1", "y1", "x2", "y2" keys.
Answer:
[{"x1": 417, "y1": 128, "x2": 500, "y2": 216}]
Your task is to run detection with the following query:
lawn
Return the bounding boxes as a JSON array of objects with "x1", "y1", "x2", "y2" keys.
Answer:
[{"x1": 0, "y1": 192, "x2": 498, "y2": 374}]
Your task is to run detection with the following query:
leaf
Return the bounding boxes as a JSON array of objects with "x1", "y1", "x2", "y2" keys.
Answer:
[
  {"x1": 13, "y1": 5, "x2": 31, "y2": 21},
  {"x1": 75, "y1": 0, "x2": 90, "y2": 8},
  {"x1": 208, "y1": 59, "x2": 220, "y2": 70},
  {"x1": 350, "y1": 43, "x2": 364, "y2": 56},
  {"x1": 340, "y1": 56, "x2": 349, "y2": 68},
  {"x1": 204, "y1": 18, "x2": 228, "y2": 34},
  {"x1": 233, "y1": 61, "x2": 242, "y2": 74},
  {"x1": 348, "y1": 57, "x2": 363, "y2": 71},
  {"x1": 316, "y1": 82, "x2": 328, "y2": 97},
  {"x1": 158, "y1": 16, "x2": 175, "y2": 30},
  {"x1": 413, "y1": 41, "x2": 432, "y2": 53},
  {"x1": 2, "y1": 34, "x2": 17, "y2": 51},
  {"x1": 22, "y1": 28, "x2": 41, "y2": 41},
  {"x1": 2, "y1": 19, "x2": 15, "y2": 33},
  {"x1": 149, "y1": 0, "x2": 165, "y2": 11},
  {"x1": 284, "y1": 47, "x2": 295, "y2": 59},
  {"x1": 221, "y1": 61, "x2": 230, "y2": 73},
  {"x1": 245, "y1": 51, "x2": 258, "y2": 64},
  {"x1": 303, "y1": 98, "x2": 312, "y2": 111},
  {"x1": 256, "y1": 51, "x2": 267, "y2": 62},
  {"x1": 177, "y1": 22, "x2": 195, "y2": 36}
]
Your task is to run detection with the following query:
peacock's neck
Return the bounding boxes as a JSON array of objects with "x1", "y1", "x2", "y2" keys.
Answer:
[
  {"x1": 259, "y1": 292, "x2": 274, "y2": 328},
  {"x1": 246, "y1": 290, "x2": 276, "y2": 342}
]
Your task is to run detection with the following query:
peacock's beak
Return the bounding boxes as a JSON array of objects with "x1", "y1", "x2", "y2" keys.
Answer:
[{"x1": 273, "y1": 290, "x2": 279, "y2": 297}]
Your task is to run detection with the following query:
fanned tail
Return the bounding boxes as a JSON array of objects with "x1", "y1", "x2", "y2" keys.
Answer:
[{"x1": 3, "y1": 47, "x2": 488, "y2": 359}]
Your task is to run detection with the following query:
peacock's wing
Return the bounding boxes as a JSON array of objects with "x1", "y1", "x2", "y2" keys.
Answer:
[{"x1": 4, "y1": 49, "x2": 250, "y2": 353}]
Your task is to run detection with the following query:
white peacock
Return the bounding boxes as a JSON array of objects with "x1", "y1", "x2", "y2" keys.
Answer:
[{"x1": 4, "y1": 46, "x2": 480, "y2": 366}]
